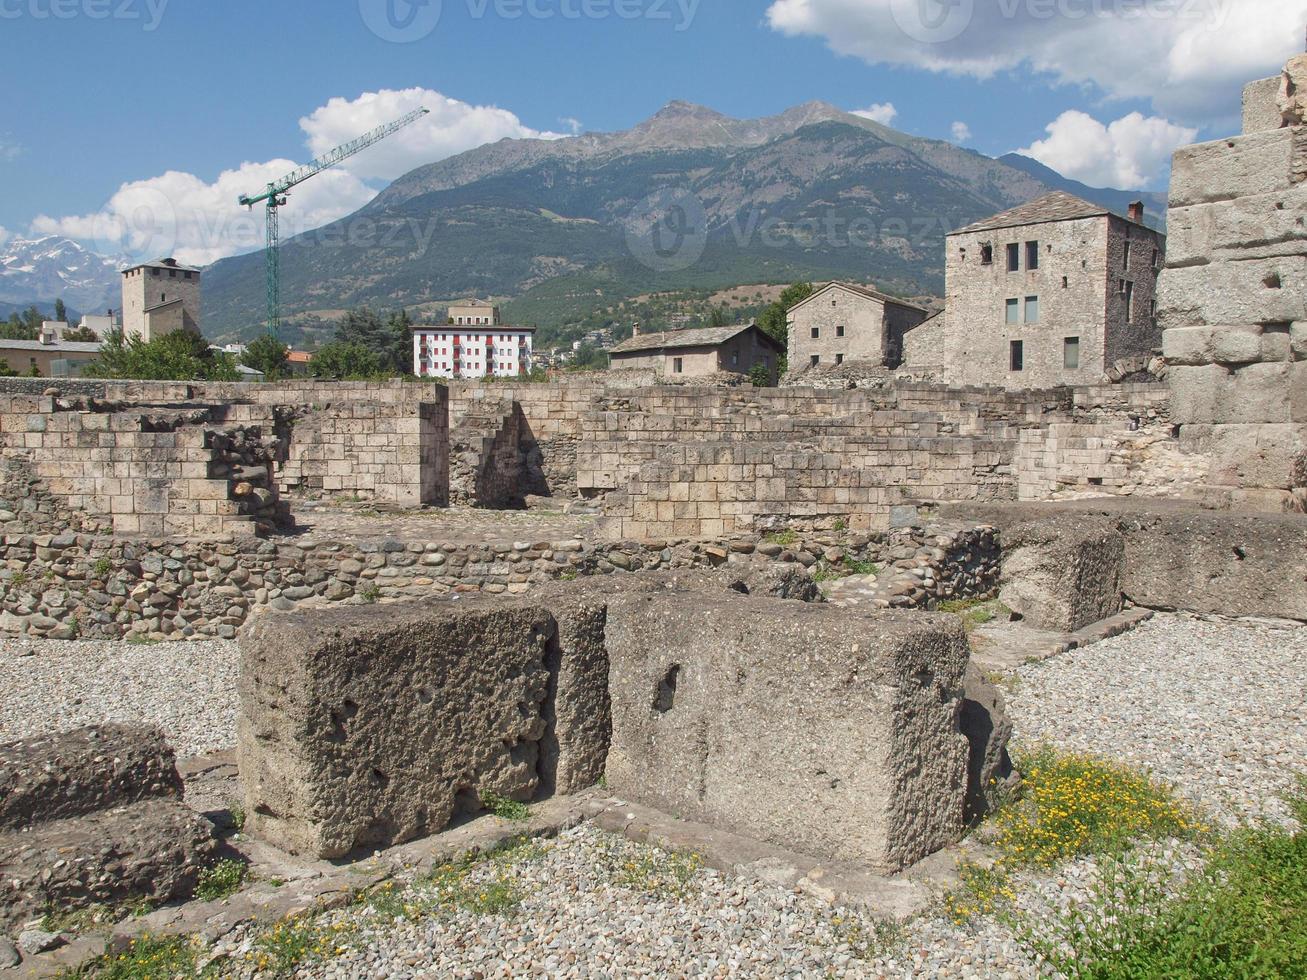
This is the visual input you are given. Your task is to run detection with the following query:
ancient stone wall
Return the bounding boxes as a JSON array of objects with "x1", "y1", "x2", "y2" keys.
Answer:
[{"x1": 1157, "y1": 68, "x2": 1307, "y2": 514}]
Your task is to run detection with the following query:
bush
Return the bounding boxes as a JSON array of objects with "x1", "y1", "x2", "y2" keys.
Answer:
[
  {"x1": 85, "y1": 329, "x2": 238, "y2": 382},
  {"x1": 195, "y1": 858, "x2": 248, "y2": 901}
]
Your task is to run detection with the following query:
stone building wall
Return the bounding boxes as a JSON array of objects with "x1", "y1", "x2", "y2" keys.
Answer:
[
  {"x1": 787, "y1": 284, "x2": 927, "y2": 371},
  {"x1": 1157, "y1": 66, "x2": 1307, "y2": 514}
]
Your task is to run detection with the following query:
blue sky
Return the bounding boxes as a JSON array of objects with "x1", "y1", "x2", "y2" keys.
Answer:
[{"x1": 1, "y1": 0, "x2": 1303, "y2": 263}]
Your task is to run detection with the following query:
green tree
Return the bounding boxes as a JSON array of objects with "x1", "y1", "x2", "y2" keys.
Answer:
[
  {"x1": 241, "y1": 334, "x2": 291, "y2": 381},
  {"x1": 85, "y1": 329, "x2": 238, "y2": 381},
  {"x1": 53, "y1": 298, "x2": 68, "y2": 323},
  {"x1": 336, "y1": 307, "x2": 412, "y2": 375},
  {"x1": 0, "y1": 359, "x2": 16, "y2": 377},
  {"x1": 757, "y1": 282, "x2": 814, "y2": 348},
  {"x1": 748, "y1": 363, "x2": 772, "y2": 388},
  {"x1": 62, "y1": 325, "x2": 100, "y2": 342},
  {"x1": 709, "y1": 306, "x2": 730, "y2": 328},
  {"x1": 569, "y1": 343, "x2": 608, "y2": 371},
  {"x1": 0, "y1": 307, "x2": 43, "y2": 340},
  {"x1": 310, "y1": 341, "x2": 383, "y2": 380}
]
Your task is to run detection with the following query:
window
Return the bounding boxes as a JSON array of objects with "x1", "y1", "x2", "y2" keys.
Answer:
[
  {"x1": 731, "y1": 350, "x2": 739, "y2": 366},
  {"x1": 1124, "y1": 241, "x2": 1132, "y2": 268},
  {"x1": 1024, "y1": 296, "x2": 1039, "y2": 324},
  {"x1": 673, "y1": 357, "x2": 684, "y2": 374},
  {"x1": 1153, "y1": 248, "x2": 1161, "y2": 270},
  {"x1": 1062, "y1": 276, "x2": 1069, "y2": 289},
  {"x1": 811, "y1": 327, "x2": 820, "y2": 339},
  {"x1": 1150, "y1": 299, "x2": 1157, "y2": 320},
  {"x1": 810, "y1": 355, "x2": 820, "y2": 368},
  {"x1": 1005, "y1": 298, "x2": 1020, "y2": 324},
  {"x1": 1026, "y1": 241, "x2": 1040, "y2": 270},
  {"x1": 1124, "y1": 282, "x2": 1135, "y2": 323},
  {"x1": 836, "y1": 325, "x2": 845, "y2": 338},
  {"x1": 835, "y1": 354, "x2": 845, "y2": 365},
  {"x1": 1064, "y1": 337, "x2": 1081, "y2": 369},
  {"x1": 1009, "y1": 341, "x2": 1024, "y2": 372},
  {"x1": 980, "y1": 244, "x2": 994, "y2": 265},
  {"x1": 1007, "y1": 243, "x2": 1020, "y2": 272}
]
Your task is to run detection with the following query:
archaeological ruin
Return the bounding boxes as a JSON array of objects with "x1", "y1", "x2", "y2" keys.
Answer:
[{"x1": 0, "y1": 60, "x2": 1304, "y2": 978}]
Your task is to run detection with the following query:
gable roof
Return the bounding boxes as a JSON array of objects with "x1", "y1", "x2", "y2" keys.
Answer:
[
  {"x1": 786, "y1": 281, "x2": 928, "y2": 316},
  {"x1": 609, "y1": 322, "x2": 782, "y2": 355},
  {"x1": 949, "y1": 191, "x2": 1113, "y2": 236},
  {"x1": 121, "y1": 257, "x2": 202, "y2": 275}
]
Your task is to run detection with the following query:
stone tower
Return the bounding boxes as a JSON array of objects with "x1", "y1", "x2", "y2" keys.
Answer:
[
  {"x1": 121, "y1": 258, "x2": 202, "y2": 342},
  {"x1": 1156, "y1": 56, "x2": 1307, "y2": 512}
]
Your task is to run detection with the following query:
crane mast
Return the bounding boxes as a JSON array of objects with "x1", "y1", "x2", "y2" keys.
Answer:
[{"x1": 239, "y1": 107, "x2": 429, "y2": 339}]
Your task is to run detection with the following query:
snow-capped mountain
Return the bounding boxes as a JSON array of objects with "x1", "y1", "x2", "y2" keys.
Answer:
[{"x1": 0, "y1": 237, "x2": 125, "y2": 314}]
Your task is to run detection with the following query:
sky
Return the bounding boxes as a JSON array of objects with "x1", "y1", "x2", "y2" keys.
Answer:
[{"x1": 0, "y1": 0, "x2": 1303, "y2": 265}]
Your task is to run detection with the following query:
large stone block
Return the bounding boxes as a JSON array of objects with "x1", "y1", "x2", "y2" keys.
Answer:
[
  {"x1": 1164, "y1": 187, "x2": 1307, "y2": 267},
  {"x1": 604, "y1": 593, "x2": 972, "y2": 872},
  {"x1": 1168, "y1": 362, "x2": 1295, "y2": 424},
  {"x1": 1292, "y1": 321, "x2": 1307, "y2": 359},
  {"x1": 0, "y1": 799, "x2": 218, "y2": 931},
  {"x1": 1180, "y1": 423, "x2": 1307, "y2": 490},
  {"x1": 999, "y1": 517, "x2": 1125, "y2": 632},
  {"x1": 1163, "y1": 325, "x2": 1262, "y2": 366},
  {"x1": 238, "y1": 600, "x2": 556, "y2": 859},
  {"x1": 1157, "y1": 255, "x2": 1307, "y2": 331},
  {"x1": 1167, "y1": 364, "x2": 1227, "y2": 424},
  {"x1": 1118, "y1": 512, "x2": 1307, "y2": 620},
  {"x1": 1244, "y1": 75, "x2": 1286, "y2": 134},
  {"x1": 1169, "y1": 128, "x2": 1298, "y2": 207},
  {"x1": 0, "y1": 725, "x2": 183, "y2": 831}
]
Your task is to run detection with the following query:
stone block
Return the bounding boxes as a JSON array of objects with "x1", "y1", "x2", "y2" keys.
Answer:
[
  {"x1": 1180, "y1": 423, "x2": 1307, "y2": 490},
  {"x1": 999, "y1": 517, "x2": 1125, "y2": 632},
  {"x1": 1163, "y1": 325, "x2": 1262, "y2": 366},
  {"x1": 0, "y1": 725, "x2": 183, "y2": 831},
  {"x1": 1167, "y1": 363, "x2": 1228, "y2": 424},
  {"x1": 1163, "y1": 187, "x2": 1307, "y2": 266},
  {"x1": 0, "y1": 799, "x2": 218, "y2": 931},
  {"x1": 238, "y1": 599, "x2": 555, "y2": 859},
  {"x1": 604, "y1": 593, "x2": 972, "y2": 872},
  {"x1": 1157, "y1": 255, "x2": 1307, "y2": 331},
  {"x1": 960, "y1": 664, "x2": 1017, "y2": 825},
  {"x1": 1169, "y1": 128, "x2": 1298, "y2": 208},
  {"x1": 1243, "y1": 75, "x2": 1286, "y2": 134},
  {"x1": 1118, "y1": 512, "x2": 1307, "y2": 620}
]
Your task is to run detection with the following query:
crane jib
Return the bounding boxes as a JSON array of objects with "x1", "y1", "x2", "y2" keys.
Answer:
[{"x1": 236, "y1": 106, "x2": 430, "y2": 339}]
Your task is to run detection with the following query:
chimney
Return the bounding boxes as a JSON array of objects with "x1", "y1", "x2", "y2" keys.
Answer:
[
  {"x1": 1128, "y1": 201, "x2": 1144, "y2": 224},
  {"x1": 632, "y1": 321, "x2": 641, "y2": 337}
]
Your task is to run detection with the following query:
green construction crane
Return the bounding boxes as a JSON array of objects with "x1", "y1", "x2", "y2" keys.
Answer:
[{"x1": 239, "y1": 106, "x2": 430, "y2": 339}]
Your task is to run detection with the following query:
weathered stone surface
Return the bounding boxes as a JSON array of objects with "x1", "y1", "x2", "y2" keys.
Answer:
[
  {"x1": 1163, "y1": 324, "x2": 1263, "y2": 366},
  {"x1": 727, "y1": 562, "x2": 822, "y2": 602},
  {"x1": 1000, "y1": 517, "x2": 1125, "y2": 632},
  {"x1": 1168, "y1": 362, "x2": 1296, "y2": 425},
  {"x1": 1243, "y1": 75, "x2": 1285, "y2": 134},
  {"x1": 1278, "y1": 55, "x2": 1307, "y2": 126},
  {"x1": 1291, "y1": 321, "x2": 1307, "y2": 359},
  {"x1": 1157, "y1": 255, "x2": 1307, "y2": 331},
  {"x1": 604, "y1": 592, "x2": 972, "y2": 872},
  {"x1": 1117, "y1": 511, "x2": 1307, "y2": 621},
  {"x1": 1180, "y1": 423, "x2": 1307, "y2": 490},
  {"x1": 1163, "y1": 187, "x2": 1307, "y2": 267},
  {"x1": 238, "y1": 600, "x2": 555, "y2": 859},
  {"x1": 1169, "y1": 128, "x2": 1298, "y2": 208},
  {"x1": 960, "y1": 664, "x2": 1017, "y2": 825},
  {"x1": 0, "y1": 724, "x2": 183, "y2": 831},
  {"x1": 0, "y1": 799, "x2": 218, "y2": 931}
]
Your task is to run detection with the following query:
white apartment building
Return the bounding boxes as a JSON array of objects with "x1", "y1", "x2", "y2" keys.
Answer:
[{"x1": 411, "y1": 325, "x2": 535, "y2": 379}]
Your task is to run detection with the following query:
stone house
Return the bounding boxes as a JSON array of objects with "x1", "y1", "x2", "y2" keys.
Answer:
[
  {"x1": 121, "y1": 258, "x2": 202, "y2": 342},
  {"x1": 447, "y1": 300, "x2": 500, "y2": 326},
  {"x1": 786, "y1": 282, "x2": 930, "y2": 372},
  {"x1": 941, "y1": 192, "x2": 1166, "y2": 389},
  {"x1": 607, "y1": 322, "x2": 783, "y2": 383}
]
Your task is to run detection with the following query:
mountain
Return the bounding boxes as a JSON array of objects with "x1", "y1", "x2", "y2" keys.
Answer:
[
  {"x1": 0, "y1": 237, "x2": 123, "y2": 315},
  {"x1": 200, "y1": 102, "x2": 1163, "y2": 344},
  {"x1": 997, "y1": 154, "x2": 1169, "y2": 231}
]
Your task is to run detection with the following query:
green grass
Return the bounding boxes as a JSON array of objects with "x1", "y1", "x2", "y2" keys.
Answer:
[
  {"x1": 763, "y1": 529, "x2": 799, "y2": 547},
  {"x1": 227, "y1": 805, "x2": 246, "y2": 833},
  {"x1": 194, "y1": 858, "x2": 248, "y2": 901},
  {"x1": 91, "y1": 557, "x2": 114, "y2": 578},
  {"x1": 939, "y1": 597, "x2": 1008, "y2": 633},
  {"x1": 1025, "y1": 780, "x2": 1307, "y2": 979},
  {"x1": 480, "y1": 791, "x2": 530, "y2": 821},
  {"x1": 811, "y1": 557, "x2": 880, "y2": 583},
  {"x1": 944, "y1": 747, "x2": 1204, "y2": 924},
  {"x1": 124, "y1": 632, "x2": 159, "y2": 646},
  {"x1": 247, "y1": 915, "x2": 354, "y2": 976},
  {"x1": 357, "y1": 583, "x2": 381, "y2": 604},
  {"x1": 612, "y1": 846, "x2": 704, "y2": 899},
  {"x1": 59, "y1": 935, "x2": 207, "y2": 979}
]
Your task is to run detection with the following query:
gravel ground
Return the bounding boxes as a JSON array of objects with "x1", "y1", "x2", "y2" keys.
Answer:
[
  {"x1": 0, "y1": 636, "x2": 239, "y2": 758},
  {"x1": 8, "y1": 614, "x2": 1305, "y2": 977},
  {"x1": 1009, "y1": 614, "x2": 1307, "y2": 827}
]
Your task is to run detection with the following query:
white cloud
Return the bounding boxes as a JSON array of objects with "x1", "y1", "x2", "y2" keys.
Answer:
[
  {"x1": 299, "y1": 88, "x2": 565, "y2": 183},
  {"x1": 851, "y1": 102, "x2": 898, "y2": 125},
  {"x1": 1017, "y1": 109, "x2": 1199, "y2": 188},
  {"x1": 0, "y1": 226, "x2": 11, "y2": 246},
  {"x1": 30, "y1": 88, "x2": 568, "y2": 266},
  {"x1": 559, "y1": 116, "x2": 585, "y2": 135},
  {"x1": 0, "y1": 140, "x2": 20, "y2": 163},
  {"x1": 766, "y1": 0, "x2": 1307, "y2": 120},
  {"x1": 951, "y1": 121, "x2": 972, "y2": 143}
]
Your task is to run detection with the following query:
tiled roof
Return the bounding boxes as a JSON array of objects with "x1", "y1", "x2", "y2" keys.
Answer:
[
  {"x1": 121, "y1": 257, "x2": 202, "y2": 274},
  {"x1": 788, "y1": 282, "x2": 928, "y2": 315},
  {"x1": 949, "y1": 192, "x2": 1112, "y2": 236},
  {"x1": 609, "y1": 322, "x2": 780, "y2": 355}
]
